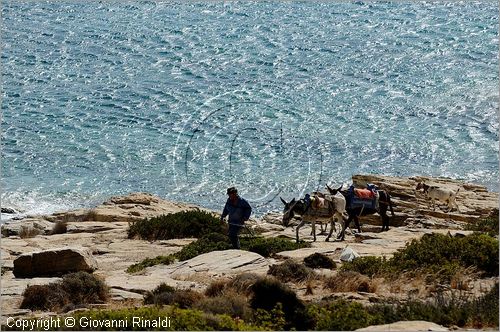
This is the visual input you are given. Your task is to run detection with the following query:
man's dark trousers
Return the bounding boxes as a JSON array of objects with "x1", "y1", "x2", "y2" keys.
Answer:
[{"x1": 228, "y1": 224, "x2": 242, "y2": 249}]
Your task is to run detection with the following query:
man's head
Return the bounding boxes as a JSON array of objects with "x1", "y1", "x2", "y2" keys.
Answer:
[{"x1": 227, "y1": 187, "x2": 238, "y2": 200}]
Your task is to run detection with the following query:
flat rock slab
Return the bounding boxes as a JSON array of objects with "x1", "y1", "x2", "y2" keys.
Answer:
[
  {"x1": 13, "y1": 247, "x2": 98, "y2": 278},
  {"x1": 356, "y1": 320, "x2": 448, "y2": 331},
  {"x1": 161, "y1": 249, "x2": 270, "y2": 278}
]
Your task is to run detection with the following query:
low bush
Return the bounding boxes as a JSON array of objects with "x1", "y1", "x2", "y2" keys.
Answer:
[
  {"x1": 127, "y1": 255, "x2": 175, "y2": 274},
  {"x1": 60, "y1": 271, "x2": 109, "y2": 304},
  {"x1": 304, "y1": 253, "x2": 336, "y2": 269},
  {"x1": 127, "y1": 235, "x2": 312, "y2": 273},
  {"x1": 240, "y1": 236, "x2": 311, "y2": 257},
  {"x1": 20, "y1": 284, "x2": 69, "y2": 312},
  {"x1": 367, "y1": 282, "x2": 499, "y2": 328},
  {"x1": 50, "y1": 220, "x2": 68, "y2": 235},
  {"x1": 340, "y1": 256, "x2": 387, "y2": 277},
  {"x1": 308, "y1": 299, "x2": 375, "y2": 331},
  {"x1": 204, "y1": 279, "x2": 229, "y2": 297},
  {"x1": 228, "y1": 273, "x2": 262, "y2": 296},
  {"x1": 340, "y1": 233, "x2": 499, "y2": 281},
  {"x1": 19, "y1": 226, "x2": 42, "y2": 238},
  {"x1": 464, "y1": 217, "x2": 499, "y2": 237},
  {"x1": 143, "y1": 284, "x2": 204, "y2": 309},
  {"x1": 127, "y1": 210, "x2": 226, "y2": 241},
  {"x1": 268, "y1": 259, "x2": 315, "y2": 282},
  {"x1": 390, "y1": 233, "x2": 498, "y2": 279},
  {"x1": 195, "y1": 291, "x2": 252, "y2": 320},
  {"x1": 40, "y1": 306, "x2": 261, "y2": 331},
  {"x1": 175, "y1": 232, "x2": 232, "y2": 261},
  {"x1": 250, "y1": 277, "x2": 312, "y2": 330},
  {"x1": 20, "y1": 272, "x2": 109, "y2": 312},
  {"x1": 143, "y1": 283, "x2": 176, "y2": 305},
  {"x1": 325, "y1": 271, "x2": 376, "y2": 293}
]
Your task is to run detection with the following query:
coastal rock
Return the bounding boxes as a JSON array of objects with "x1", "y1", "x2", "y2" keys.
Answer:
[
  {"x1": 1, "y1": 207, "x2": 17, "y2": 214},
  {"x1": 355, "y1": 320, "x2": 448, "y2": 331},
  {"x1": 156, "y1": 249, "x2": 271, "y2": 278},
  {"x1": 349, "y1": 174, "x2": 498, "y2": 227},
  {"x1": 1, "y1": 218, "x2": 54, "y2": 237},
  {"x1": 49, "y1": 192, "x2": 208, "y2": 223},
  {"x1": 13, "y1": 247, "x2": 98, "y2": 278}
]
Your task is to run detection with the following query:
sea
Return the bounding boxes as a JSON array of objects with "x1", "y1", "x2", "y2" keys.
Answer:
[{"x1": 1, "y1": 0, "x2": 498, "y2": 220}]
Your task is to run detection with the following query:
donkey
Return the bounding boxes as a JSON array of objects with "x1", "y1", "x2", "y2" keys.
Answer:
[
  {"x1": 326, "y1": 184, "x2": 395, "y2": 240},
  {"x1": 281, "y1": 192, "x2": 348, "y2": 243}
]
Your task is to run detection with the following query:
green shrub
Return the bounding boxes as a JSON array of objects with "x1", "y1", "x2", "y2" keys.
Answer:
[
  {"x1": 252, "y1": 303, "x2": 286, "y2": 331},
  {"x1": 60, "y1": 271, "x2": 109, "y2": 304},
  {"x1": 368, "y1": 283, "x2": 499, "y2": 328},
  {"x1": 195, "y1": 291, "x2": 252, "y2": 320},
  {"x1": 268, "y1": 259, "x2": 315, "y2": 282},
  {"x1": 20, "y1": 272, "x2": 109, "y2": 312},
  {"x1": 240, "y1": 236, "x2": 310, "y2": 257},
  {"x1": 127, "y1": 255, "x2": 175, "y2": 274},
  {"x1": 175, "y1": 232, "x2": 232, "y2": 261},
  {"x1": 144, "y1": 283, "x2": 176, "y2": 305},
  {"x1": 127, "y1": 210, "x2": 226, "y2": 241},
  {"x1": 20, "y1": 284, "x2": 69, "y2": 312},
  {"x1": 250, "y1": 277, "x2": 312, "y2": 330},
  {"x1": 465, "y1": 217, "x2": 499, "y2": 237},
  {"x1": 304, "y1": 253, "x2": 336, "y2": 269},
  {"x1": 340, "y1": 256, "x2": 387, "y2": 277},
  {"x1": 390, "y1": 233, "x2": 498, "y2": 279},
  {"x1": 143, "y1": 283, "x2": 204, "y2": 309},
  {"x1": 126, "y1": 235, "x2": 312, "y2": 273},
  {"x1": 308, "y1": 300, "x2": 375, "y2": 331},
  {"x1": 341, "y1": 234, "x2": 499, "y2": 281},
  {"x1": 50, "y1": 306, "x2": 261, "y2": 331}
]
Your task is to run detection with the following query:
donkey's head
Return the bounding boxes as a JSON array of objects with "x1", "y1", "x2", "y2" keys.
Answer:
[
  {"x1": 326, "y1": 184, "x2": 343, "y2": 195},
  {"x1": 280, "y1": 197, "x2": 297, "y2": 227}
]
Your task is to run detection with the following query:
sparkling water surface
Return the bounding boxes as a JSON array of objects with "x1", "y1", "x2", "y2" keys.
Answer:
[{"x1": 1, "y1": 1, "x2": 498, "y2": 218}]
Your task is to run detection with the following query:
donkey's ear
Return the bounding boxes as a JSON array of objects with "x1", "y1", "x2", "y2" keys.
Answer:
[
  {"x1": 326, "y1": 184, "x2": 332, "y2": 191},
  {"x1": 291, "y1": 198, "x2": 296, "y2": 203},
  {"x1": 336, "y1": 184, "x2": 343, "y2": 192},
  {"x1": 280, "y1": 197, "x2": 287, "y2": 205}
]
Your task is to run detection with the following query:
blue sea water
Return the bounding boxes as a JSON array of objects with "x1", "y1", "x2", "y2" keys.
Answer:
[{"x1": 1, "y1": 1, "x2": 498, "y2": 219}]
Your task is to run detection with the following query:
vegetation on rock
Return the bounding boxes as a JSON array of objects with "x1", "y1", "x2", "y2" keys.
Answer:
[
  {"x1": 267, "y1": 259, "x2": 315, "y2": 282},
  {"x1": 303, "y1": 252, "x2": 336, "y2": 269},
  {"x1": 127, "y1": 210, "x2": 226, "y2": 241},
  {"x1": 341, "y1": 233, "x2": 499, "y2": 280},
  {"x1": 20, "y1": 272, "x2": 109, "y2": 312}
]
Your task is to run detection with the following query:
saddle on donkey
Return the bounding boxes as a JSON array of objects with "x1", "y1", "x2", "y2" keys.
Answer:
[{"x1": 347, "y1": 183, "x2": 380, "y2": 210}]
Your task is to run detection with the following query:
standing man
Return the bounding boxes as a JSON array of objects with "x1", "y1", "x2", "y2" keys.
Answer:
[{"x1": 220, "y1": 187, "x2": 252, "y2": 249}]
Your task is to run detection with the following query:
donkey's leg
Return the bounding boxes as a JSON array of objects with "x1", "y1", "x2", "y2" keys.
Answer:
[
  {"x1": 354, "y1": 216, "x2": 361, "y2": 233},
  {"x1": 337, "y1": 215, "x2": 351, "y2": 241},
  {"x1": 380, "y1": 206, "x2": 389, "y2": 231},
  {"x1": 312, "y1": 221, "x2": 317, "y2": 242},
  {"x1": 296, "y1": 220, "x2": 306, "y2": 243},
  {"x1": 325, "y1": 215, "x2": 337, "y2": 242}
]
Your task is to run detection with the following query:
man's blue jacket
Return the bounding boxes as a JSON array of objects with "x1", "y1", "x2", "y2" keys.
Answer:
[{"x1": 221, "y1": 196, "x2": 252, "y2": 226}]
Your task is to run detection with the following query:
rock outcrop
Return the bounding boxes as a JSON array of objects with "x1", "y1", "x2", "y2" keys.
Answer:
[
  {"x1": 13, "y1": 247, "x2": 98, "y2": 278},
  {"x1": 355, "y1": 320, "x2": 448, "y2": 331},
  {"x1": 158, "y1": 249, "x2": 271, "y2": 278}
]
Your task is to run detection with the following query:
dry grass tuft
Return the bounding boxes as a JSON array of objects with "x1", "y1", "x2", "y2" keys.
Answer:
[
  {"x1": 19, "y1": 226, "x2": 42, "y2": 238},
  {"x1": 325, "y1": 271, "x2": 377, "y2": 293}
]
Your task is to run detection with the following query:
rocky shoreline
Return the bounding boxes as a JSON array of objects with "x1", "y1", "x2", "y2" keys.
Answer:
[{"x1": 1, "y1": 174, "x2": 498, "y2": 330}]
